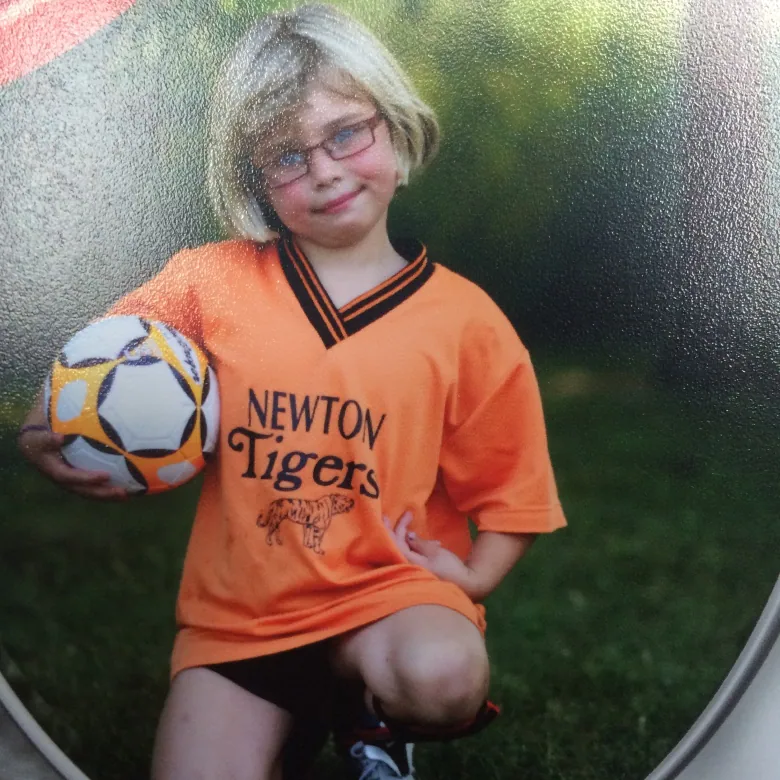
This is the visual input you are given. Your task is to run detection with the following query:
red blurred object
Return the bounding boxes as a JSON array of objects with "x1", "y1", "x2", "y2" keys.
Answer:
[{"x1": 0, "y1": 0, "x2": 137, "y2": 86}]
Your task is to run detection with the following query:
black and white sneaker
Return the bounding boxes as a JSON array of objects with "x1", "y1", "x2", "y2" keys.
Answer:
[
  {"x1": 345, "y1": 739, "x2": 415, "y2": 780},
  {"x1": 335, "y1": 705, "x2": 416, "y2": 780}
]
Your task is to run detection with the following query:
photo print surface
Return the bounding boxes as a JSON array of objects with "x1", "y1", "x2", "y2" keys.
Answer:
[{"x1": 1, "y1": 1, "x2": 779, "y2": 778}]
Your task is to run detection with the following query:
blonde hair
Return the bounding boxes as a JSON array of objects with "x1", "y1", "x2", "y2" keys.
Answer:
[{"x1": 207, "y1": 3, "x2": 439, "y2": 242}]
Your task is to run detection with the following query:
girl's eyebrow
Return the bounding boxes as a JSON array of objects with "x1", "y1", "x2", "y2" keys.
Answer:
[
  {"x1": 320, "y1": 111, "x2": 373, "y2": 134},
  {"x1": 262, "y1": 111, "x2": 375, "y2": 153}
]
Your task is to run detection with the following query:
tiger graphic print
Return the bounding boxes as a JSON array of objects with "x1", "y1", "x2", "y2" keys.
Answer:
[{"x1": 256, "y1": 493, "x2": 355, "y2": 555}]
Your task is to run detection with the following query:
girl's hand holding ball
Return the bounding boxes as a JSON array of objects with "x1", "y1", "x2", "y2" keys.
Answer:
[{"x1": 17, "y1": 423, "x2": 128, "y2": 501}]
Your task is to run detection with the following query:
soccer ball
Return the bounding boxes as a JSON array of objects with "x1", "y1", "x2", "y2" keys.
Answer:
[{"x1": 45, "y1": 315, "x2": 220, "y2": 494}]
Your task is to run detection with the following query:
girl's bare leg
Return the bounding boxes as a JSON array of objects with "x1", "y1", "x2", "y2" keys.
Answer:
[
  {"x1": 330, "y1": 605, "x2": 490, "y2": 727},
  {"x1": 151, "y1": 667, "x2": 293, "y2": 780}
]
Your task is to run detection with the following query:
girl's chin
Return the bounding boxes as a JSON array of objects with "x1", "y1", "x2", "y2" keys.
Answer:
[
  {"x1": 300, "y1": 224, "x2": 377, "y2": 249},
  {"x1": 297, "y1": 213, "x2": 388, "y2": 248}
]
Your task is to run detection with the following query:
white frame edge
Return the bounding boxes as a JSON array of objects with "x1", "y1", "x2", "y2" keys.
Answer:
[
  {"x1": 646, "y1": 575, "x2": 780, "y2": 780},
  {"x1": 0, "y1": 671, "x2": 91, "y2": 780}
]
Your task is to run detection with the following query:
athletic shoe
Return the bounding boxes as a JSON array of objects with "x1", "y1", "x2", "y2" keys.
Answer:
[
  {"x1": 345, "y1": 739, "x2": 415, "y2": 780},
  {"x1": 334, "y1": 705, "x2": 415, "y2": 780}
]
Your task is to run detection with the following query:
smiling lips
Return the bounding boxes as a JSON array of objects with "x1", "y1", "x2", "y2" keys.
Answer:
[{"x1": 315, "y1": 188, "x2": 363, "y2": 214}]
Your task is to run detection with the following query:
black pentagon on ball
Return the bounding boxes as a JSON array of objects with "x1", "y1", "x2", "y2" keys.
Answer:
[
  {"x1": 98, "y1": 414, "x2": 130, "y2": 452},
  {"x1": 178, "y1": 410, "x2": 197, "y2": 450},
  {"x1": 97, "y1": 365, "x2": 118, "y2": 409},
  {"x1": 65, "y1": 433, "x2": 119, "y2": 455},
  {"x1": 121, "y1": 353, "x2": 161, "y2": 366},
  {"x1": 60, "y1": 355, "x2": 115, "y2": 370},
  {"x1": 129, "y1": 447, "x2": 178, "y2": 458},
  {"x1": 168, "y1": 363, "x2": 197, "y2": 403},
  {"x1": 125, "y1": 456, "x2": 150, "y2": 492},
  {"x1": 200, "y1": 410, "x2": 209, "y2": 452},
  {"x1": 201, "y1": 365, "x2": 212, "y2": 402},
  {"x1": 166, "y1": 326, "x2": 201, "y2": 384}
]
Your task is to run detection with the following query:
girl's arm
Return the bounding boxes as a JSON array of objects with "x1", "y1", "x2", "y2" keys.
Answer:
[
  {"x1": 463, "y1": 529, "x2": 537, "y2": 602},
  {"x1": 385, "y1": 512, "x2": 536, "y2": 602},
  {"x1": 18, "y1": 391, "x2": 127, "y2": 500},
  {"x1": 18, "y1": 245, "x2": 207, "y2": 501}
]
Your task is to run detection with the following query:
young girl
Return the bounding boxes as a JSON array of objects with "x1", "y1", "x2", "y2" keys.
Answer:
[{"x1": 18, "y1": 4, "x2": 566, "y2": 779}]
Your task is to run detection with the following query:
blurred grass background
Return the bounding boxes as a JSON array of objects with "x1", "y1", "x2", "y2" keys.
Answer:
[{"x1": 2, "y1": 355, "x2": 778, "y2": 779}]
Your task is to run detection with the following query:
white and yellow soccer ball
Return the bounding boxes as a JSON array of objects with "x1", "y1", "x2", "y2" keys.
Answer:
[{"x1": 45, "y1": 315, "x2": 220, "y2": 495}]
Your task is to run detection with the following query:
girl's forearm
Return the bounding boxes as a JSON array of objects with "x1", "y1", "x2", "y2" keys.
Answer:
[{"x1": 462, "y1": 530, "x2": 536, "y2": 602}]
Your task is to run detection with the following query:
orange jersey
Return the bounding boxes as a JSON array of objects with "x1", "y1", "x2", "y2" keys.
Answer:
[{"x1": 109, "y1": 237, "x2": 566, "y2": 677}]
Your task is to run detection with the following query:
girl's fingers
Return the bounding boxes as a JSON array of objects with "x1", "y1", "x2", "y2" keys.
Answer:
[
  {"x1": 69, "y1": 484, "x2": 129, "y2": 501},
  {"x1": 42, "y1": 432, "x2": 66, "y2": 449},
  {"x1": 45, "y1": 460, "x2": 113, "y2": 486},
  {"x1": 19, "y1": 431, "x2": 61, "y2": 460},
  {"x1": 396, "y1": 511, "x2": 414, "y2": 537},
  {"x1": 29, "y1": 430, "x2": 63, "y2": 447},
  {"x1": 61, "y1": 469, "x2": 113, "y2": 486},
  {"x1": 383, "y1": 515, "x2": 404, "y2": 543},
  {"x1": 38, "y1": 456, "x2": 119, "y2": 494},
  {"x1": 404, "y1": 549, "x2": 428, "y2": 567},
  {"x1": 384, "y1": 512, "x2": 437, "y2": 565},
  {"x1": 39, "y1": 460, "x2": 127, "y2": 499},
  {"x1": 20, "y1": 429, "x2": 128, "y2": 500},
  {"x1": 382, "y1": 515, "x2": 408, "y2": 554},
  {"x1": 407, "y1": 536, "x2": 441, "y2": 556}
]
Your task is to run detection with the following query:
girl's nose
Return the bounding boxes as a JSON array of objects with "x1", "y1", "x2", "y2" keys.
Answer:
[{"x1": 307, "y1": 146, "x2": 342, "y2": 184}]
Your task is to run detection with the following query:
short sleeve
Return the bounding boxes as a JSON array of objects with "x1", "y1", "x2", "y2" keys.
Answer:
[
  {"x1": 107, "y1": 248, "x2": 204, "y2": 348},
  {"x1": 439, "y1": 299, "x2": 566, "y2": 535}
]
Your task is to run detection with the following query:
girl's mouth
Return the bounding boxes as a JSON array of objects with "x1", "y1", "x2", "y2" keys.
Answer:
[{"x1": 316, "y1": 188, "x2": 362, "y2": 214}]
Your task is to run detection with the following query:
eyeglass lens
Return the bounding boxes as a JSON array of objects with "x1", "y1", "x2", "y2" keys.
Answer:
[{"x1": 264, "y1": 119, "x2": 378, "y2": 187}]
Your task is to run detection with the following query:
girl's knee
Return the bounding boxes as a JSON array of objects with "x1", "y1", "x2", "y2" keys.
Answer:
[{"x1": 392, "y1": 640, "x2": 490, "y2": 724}]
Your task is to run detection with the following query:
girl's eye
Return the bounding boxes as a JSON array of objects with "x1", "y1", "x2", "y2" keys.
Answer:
[
  {"x1": 332, "y1": 126, "x2": 357, "y2": 145},
  {"x1": 276, "y1": 151, "x2": 306, "y2": 168}
]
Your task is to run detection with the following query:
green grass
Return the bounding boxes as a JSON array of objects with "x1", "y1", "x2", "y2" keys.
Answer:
[{"x1": 1, "y1": 361, "x2": 778, "y2": 779}]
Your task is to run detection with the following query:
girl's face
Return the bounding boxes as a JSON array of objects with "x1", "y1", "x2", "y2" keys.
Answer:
[{"x1": 258, "y1": 83, "x2": 400, "y2": 250}]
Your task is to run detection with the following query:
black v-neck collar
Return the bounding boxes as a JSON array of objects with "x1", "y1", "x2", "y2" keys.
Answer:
[{"x1": 277, "y1": 236, "x2": 435, "y2": 348}]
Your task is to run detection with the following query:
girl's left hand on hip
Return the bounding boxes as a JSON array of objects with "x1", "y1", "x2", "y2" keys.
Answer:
[{"x1": 383, "y1": 511, "x2": 474, "y2": 592}]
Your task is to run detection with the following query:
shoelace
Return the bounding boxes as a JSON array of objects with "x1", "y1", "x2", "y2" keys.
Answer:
[{"x1": 349, "y1": 741, "x2": 408, "y2": 780}]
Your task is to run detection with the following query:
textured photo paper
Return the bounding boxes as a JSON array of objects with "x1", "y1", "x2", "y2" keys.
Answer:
[{"x1": 1, "y1": 1, "x2": 779, "y2": 778}]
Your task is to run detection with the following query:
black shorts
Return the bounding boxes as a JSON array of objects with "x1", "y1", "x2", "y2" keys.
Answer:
[{"x1": 204, "y1": 639, "x2": 342, "y2": 723}]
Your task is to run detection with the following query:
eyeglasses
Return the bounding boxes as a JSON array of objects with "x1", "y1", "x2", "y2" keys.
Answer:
[{"x1": 261, "y1": 113, "x2": 384, "y2": 189}]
